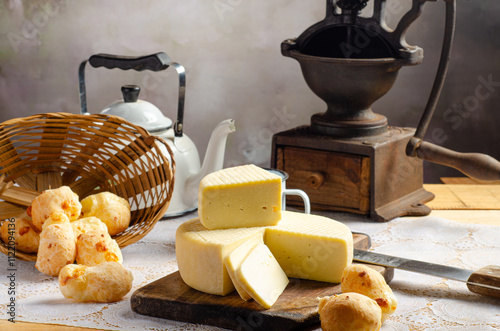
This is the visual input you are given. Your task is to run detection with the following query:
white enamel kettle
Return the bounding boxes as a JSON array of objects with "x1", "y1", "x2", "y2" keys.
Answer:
[{"x1": 78, "y1": 52, "x2": 235, "y2": 217}]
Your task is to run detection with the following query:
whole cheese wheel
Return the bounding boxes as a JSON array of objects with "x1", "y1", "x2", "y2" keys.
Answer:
[{"x1": 175, "y1": 211, "x2": 354, "y2": 299}]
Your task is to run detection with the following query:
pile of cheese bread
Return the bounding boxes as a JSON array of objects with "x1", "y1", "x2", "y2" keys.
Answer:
[
  {"x1": 0, "y1": 186, "x2": 133, "y2": 303},
  {"x1": 175, "y1": 164, "x2": 354, "y2": 309}
]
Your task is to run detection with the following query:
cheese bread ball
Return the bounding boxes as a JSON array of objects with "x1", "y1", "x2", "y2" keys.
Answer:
[
  {"x1": 341, "y1": 264, "x2": 398, "y2": 322},
  {"x1": 29, "y1": 186, "x2": 82, "y2": 232},
  {"x1": 76, "y1": 230, "x2": 123, "y2": 266},
  {"x1": 58, "y1": 262, "x2": 133, "y2": 303},
  {"x1": 318, "y1": 293, "x2": 382, "y2": 331},
  {"x1": 80, "y1": 192, "x2": 131, "y2": 236},
  {"x1": 42, "y1": 212, "x2": 71, "y2": 230},
  {"x1": 0, "y1": 213, "x2": 40, "y2": 253},
  {"x1": 71, "y1": 217, "x2": 108, "y2": 238},
  {"x1": 35, "y1": 214, "x2": 76, "y2": 276}
]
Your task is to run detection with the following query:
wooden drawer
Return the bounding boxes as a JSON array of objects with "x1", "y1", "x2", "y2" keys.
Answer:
[
  {"x1": 272, "y1": 126, "x2": 433, "y2": 221},
  {"x1": 279, "y1": 146, "x2": 370, "y2": 214}
]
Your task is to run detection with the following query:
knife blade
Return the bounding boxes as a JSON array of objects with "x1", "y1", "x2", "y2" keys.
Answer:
[{"x1": 353, "y1": 249, "x2": 500, "y2": 299}]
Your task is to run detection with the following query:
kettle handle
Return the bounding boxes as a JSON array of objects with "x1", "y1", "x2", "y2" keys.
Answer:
[
  {"x1": 88, "y1": 53, "x2": 171, "y2": 71},
  {"x1": 79, "y1": 52, "x2": 186, "y2": 137}
]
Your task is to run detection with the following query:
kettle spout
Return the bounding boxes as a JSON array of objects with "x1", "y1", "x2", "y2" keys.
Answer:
[{"x1": 185, "y1": 119, "x2": 235, "y2": 192}]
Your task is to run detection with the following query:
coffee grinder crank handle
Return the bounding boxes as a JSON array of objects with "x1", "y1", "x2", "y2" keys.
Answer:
[
  {"x1": 406, "y1": 0, "x2": 500, "y2": 181},
  {"x1": 410, "y1": 140, "x2": 500, "y2": 181}
]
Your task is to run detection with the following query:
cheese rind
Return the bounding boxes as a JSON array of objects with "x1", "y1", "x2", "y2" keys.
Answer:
[
  {"x1": 234, "y1": 243, "x2": 289, "y2": 309},
  {"x1": 265, "y1": 211, "x2": 353, "y2": 283},
  {"x1": 224, "y1": 236, "x2": 263, "y2": 301},
  {"x1": 175, "y1": 211, "x2": 353, "y2": 299},
  {"x1": 175, "y1": 218, "x2": 265, "y2": 296},
  {"x1": 198, "y1": 164, "x2": 282, "y2": 229}
]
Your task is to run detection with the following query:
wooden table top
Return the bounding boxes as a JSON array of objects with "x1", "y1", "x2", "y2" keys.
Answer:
[{"x1": 3, "y1": 182, "x2": 499, "y2": 331}]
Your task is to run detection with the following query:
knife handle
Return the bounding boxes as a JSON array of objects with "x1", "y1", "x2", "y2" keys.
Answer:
[{"x1": 467, "y1": 265, "x2": 500, "y2": 298}]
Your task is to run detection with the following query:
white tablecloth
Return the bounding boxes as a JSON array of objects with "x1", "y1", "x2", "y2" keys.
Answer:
[{"x1": 1, "y1": 211, "x2": 500, "y2": 330}]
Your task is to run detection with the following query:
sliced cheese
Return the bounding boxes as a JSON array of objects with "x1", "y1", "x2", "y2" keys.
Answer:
[
  {"x1": 175, "y1": 218, "x2": 265, "y2": 296},
  {"x1": 265, "y1": 211, "x2": 353, "y2": 283},
  {"x1": 224, "y1": 235, "x2": 263, "y2": 301},
  {"x1": 198, "y1": 164, "x2": 282, "y2": 230},
  {"x1": 234, "y1": 243, "x2": 289, "y2": 309}
]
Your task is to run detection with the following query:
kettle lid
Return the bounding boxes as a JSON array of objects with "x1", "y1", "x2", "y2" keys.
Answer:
[{"x1": 101, "y1": 85, "x2": 172, "y2": 133}]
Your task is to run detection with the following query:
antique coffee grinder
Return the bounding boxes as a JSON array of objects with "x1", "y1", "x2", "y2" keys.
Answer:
[{"x1": 272, "y1": 0, "x2": 500, "y2": 221}]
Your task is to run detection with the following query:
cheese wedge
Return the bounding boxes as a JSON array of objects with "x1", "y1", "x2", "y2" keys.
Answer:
[
  {"x1": 198, "y1": 164, "x2": 282, "y2": 229},
  {"x1": 234, "y1": 243, "x2": 289, "y2": 309},
  {"x1": 175, "y1": 218, "x2": 265, "y2": 296},
  {"x1": 265, "y1": 211, "x2": 353, "y2": 283},
  {"x1": 224, "y1": 236, "x2": 263, "y2": 301}
]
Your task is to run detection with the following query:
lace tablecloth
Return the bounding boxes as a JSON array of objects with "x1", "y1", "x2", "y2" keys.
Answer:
[{"x1": 1, "y1": 211, "x2": 499, "y2": 330}]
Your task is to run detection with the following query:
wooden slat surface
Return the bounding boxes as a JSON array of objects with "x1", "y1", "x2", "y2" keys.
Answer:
[
  {"x1": 440, "y1": 177, "x2": 500, "y2": 185},
  {"x1": 0, "y1": 321, "x2": 94, "y2": 331},
  {"x1": 424, "y1": 184, "x2": 500, "y2": 210}
]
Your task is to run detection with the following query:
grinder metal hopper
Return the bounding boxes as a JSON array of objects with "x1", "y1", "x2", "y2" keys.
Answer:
[{"x1": 272, "y1": 0, "x2": 500, "y2": 221}]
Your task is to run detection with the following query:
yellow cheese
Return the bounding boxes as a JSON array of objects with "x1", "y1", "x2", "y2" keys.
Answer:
[
  {"x1": 175, "y1": 218, "x2": 265, "y2": 296},
  {"x1": 175, "y1": 211, "x2": 353, "y2": 300},
  {"x1": 224, "y1": 236, "x2": 263, "y2": 301},
  {"x1": 198, "y1": 164, "x2": 282, "y2": 229},
  {"x1": 264, "y1": 211, "x2": 353, "y2": 283},
  {"x1": 234, "y1": 243, "x2": 289, "y2": 309}
]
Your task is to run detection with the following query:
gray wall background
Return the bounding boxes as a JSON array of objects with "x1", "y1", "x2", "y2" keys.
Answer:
[{"x1": 0, "y1": 0, "x2": 499, "y2": 183}]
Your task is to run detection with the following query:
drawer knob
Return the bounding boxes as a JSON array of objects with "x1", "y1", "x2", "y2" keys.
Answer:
[{"x1": 307, "y1": 172, "x2": 325, "y2": 190}]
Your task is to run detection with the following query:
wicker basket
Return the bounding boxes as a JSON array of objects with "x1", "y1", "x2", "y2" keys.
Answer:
[{"x1": 0, "y1": 112, "x2": 175, "y2": 261}]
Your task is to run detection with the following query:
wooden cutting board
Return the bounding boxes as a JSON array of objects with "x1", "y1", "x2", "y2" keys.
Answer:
[{"x1": 131, "y1": 233, "x2": 392, "y2": 331}]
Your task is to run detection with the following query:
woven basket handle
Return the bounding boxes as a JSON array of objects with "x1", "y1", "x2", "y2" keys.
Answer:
[{"x1": 79, "y1": 52, "x2": 186, "y2": 137}]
